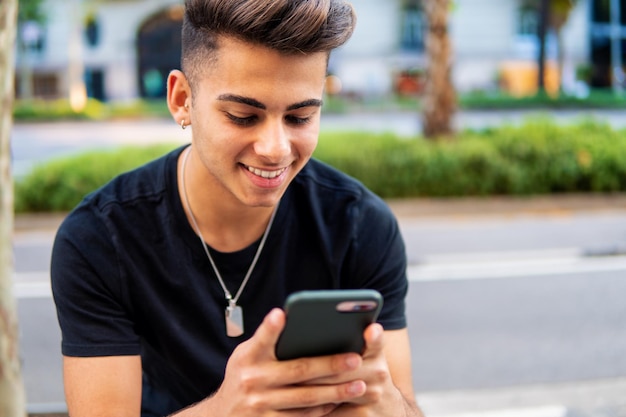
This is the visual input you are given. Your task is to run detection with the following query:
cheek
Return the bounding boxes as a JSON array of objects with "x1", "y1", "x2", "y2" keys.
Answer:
[
  {"x1": 192, "y1": 116, "x2": 233, "y2": 148},
  {"x1": 295, "y1": 129, "x2": 319, "y2": 158}
]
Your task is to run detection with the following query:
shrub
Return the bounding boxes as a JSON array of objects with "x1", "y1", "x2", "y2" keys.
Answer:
[
  {"x1": 13, "y1": 98, "x2": 109, "y2": 121},
  {"x1": 14, "y1": 144, "x2": 178, "y2": 212}
]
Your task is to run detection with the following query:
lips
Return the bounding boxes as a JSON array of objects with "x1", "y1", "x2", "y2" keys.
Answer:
[{"x1": 245, "y1": 165, "x2": 287, "y2": 179}]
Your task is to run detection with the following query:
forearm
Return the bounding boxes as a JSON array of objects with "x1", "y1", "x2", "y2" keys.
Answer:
[
  {"x1": 393, "y1": 385, "x2": 426, "y2": 417},
  {"x1": 168, "y1": 394, "x2": 219, "y2": 417},
  {"x1": 402, "y1": 396, "x2": 426, "y2": 417}
]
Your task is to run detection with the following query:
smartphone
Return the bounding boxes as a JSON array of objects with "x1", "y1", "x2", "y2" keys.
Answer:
[{"x1": 275, "y1": 289, "x2": 383, "y2": 361}]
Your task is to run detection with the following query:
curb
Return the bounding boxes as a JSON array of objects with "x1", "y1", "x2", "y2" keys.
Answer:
[
  {"x1": 13, "y1": 193, "x2": 626, "y2": 234},
  {"x1": 28, "y1": 414, "x2": 68, "y2": 417},
  {"x1": 386, "y1": 193, "x2": 626, "y2": 219},
  {"x1": 14, "y1": 213, "x2": 67, "y2": 233}
]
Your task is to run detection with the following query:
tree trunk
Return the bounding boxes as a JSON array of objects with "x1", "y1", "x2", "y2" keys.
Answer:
[
  {"x1": 0, "y1": 0, "x2": 27, "y2": 415},
  {"x1": 556, "y1": 28, "x2": 564, "y2": 94},
  {"x1": 537, "y1": 0, "x2": 550, "y2": 93},
  {"x1": 422, "y1": 0, "x2": 456, "y2": 140}
]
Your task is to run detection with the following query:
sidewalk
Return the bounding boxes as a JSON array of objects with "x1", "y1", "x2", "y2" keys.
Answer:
[
  {"x1": 418, "y1": 377, "x2": 626, "y2": 417},
  {"x1": 385, "y1": 193, "x2": 626, "y2": 219}
]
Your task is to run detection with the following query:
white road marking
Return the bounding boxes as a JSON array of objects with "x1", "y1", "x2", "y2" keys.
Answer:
[
  {"x1": 408, "y1": 254, "x2": 626, "y2": 282},
  {"x1": 13, "y1": 272, "x2": 52, "y2": 299},
  {"x1": 14, "y1": 253, "x2": 626, "y2": 298},
  {"x1": 426, "y1": 405, "x2": 567, "y2": 417}
]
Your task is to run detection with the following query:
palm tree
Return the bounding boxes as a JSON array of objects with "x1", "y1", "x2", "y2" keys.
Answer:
[
  {"x1": 17, "y1": 0, "x2": 46, "y2": 100},
  {"x1": 0, "y1": 0, "x2": 27, "y2": 415},
  {"x1": 422, "y1": 0, "x2": 456, "y2": 139},
  {"x1": 537, "y1": 0, "x2": 578, "y2": 94}
]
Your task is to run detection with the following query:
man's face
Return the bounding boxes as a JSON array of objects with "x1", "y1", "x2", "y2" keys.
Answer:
[{"x1": 188, "y1": 36, "x2": 328, "y2": 209}]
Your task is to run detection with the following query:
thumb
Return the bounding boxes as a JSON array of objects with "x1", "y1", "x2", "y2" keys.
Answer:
[{"x1": 250, "y1": 308, "x2": 286, "y2": 359}]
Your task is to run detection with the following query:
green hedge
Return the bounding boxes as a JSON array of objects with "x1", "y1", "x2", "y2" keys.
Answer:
[
  {"x1": 14, "y1": 144, "x2": 176, "y2": 212},
  {"x1": 459, "y1": 89, "x2": 626, "y2": 110},
  {"x1": 13, "y1": 98, "x2": 171, "y2": 121},
  {"x1": 13, "y1": 98, "x2": 109, "y2": 121},
  {"x1": 314, "y1": 118, "x2": 626, "y2": 198},
  {"x1": 13, "y1": 118, "x2": 626, "y2": 213}
]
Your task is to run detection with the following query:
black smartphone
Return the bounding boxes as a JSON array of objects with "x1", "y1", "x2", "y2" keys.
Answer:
[{"x1": 275, "y1": 289, "x2": 383, "y2": 361}]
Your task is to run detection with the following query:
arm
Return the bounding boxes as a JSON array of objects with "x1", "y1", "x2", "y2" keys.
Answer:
[
  {"x1": 63, "y1": 355, "x2": 142, "y2": 417},
  {"x1": 384, "y1": 329, "x2": 424, "y2": 416},
  {"x1": 63, "y1": 313, "x2": 421, "y2": 417}
]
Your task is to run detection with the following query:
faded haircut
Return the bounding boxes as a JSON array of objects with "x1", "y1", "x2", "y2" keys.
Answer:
[{"x1": 181, "y1": 0, "x2": 356, "y2": 88}]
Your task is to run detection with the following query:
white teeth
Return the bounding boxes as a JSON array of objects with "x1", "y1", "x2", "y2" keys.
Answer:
[{"x1": 246, "y1": 166, "x2": 286, "y2": 179}]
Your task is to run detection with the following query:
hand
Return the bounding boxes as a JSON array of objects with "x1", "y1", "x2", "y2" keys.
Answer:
[
  {"x1": 310, "y1": 324, "x2": 416, "y2": 417},
  {"x1": 195, "y1": 308, "x2": 369, "y2": 417}
]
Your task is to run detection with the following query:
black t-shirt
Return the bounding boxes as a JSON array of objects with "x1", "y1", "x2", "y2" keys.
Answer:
[{"x1": 51, "y1": 145, "x2": 408, "y2": 414}]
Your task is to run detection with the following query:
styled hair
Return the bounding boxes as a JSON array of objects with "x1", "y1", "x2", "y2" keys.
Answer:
[{"x1": 181, "y1": 0, "x2": 356, "y2": 86}]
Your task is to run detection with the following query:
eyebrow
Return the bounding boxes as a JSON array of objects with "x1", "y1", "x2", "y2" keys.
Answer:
[{"x1": 217, "y1": 94, "x2": 323, "y2": 111}]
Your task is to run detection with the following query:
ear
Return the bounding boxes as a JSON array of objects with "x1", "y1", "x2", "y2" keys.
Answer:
[{"x1": 167, "y1": 70, "x2": 192, "y2": 127}]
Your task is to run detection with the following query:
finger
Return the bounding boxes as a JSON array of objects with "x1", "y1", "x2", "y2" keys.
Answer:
[
  {"x1": 275, "y1": 352, "x2": 362, "y2": 387},
  {"x1": 268, "y1": 379, "x2": 366, "y2": 410},
  {"x1": 296, "y1": 353, "x2": 362, "y2": 386},
  {"x1": 325, "y1": 403, "x2": 366, "y2": 417},
  {"x1": 279, "y1": 403, "x2": 339, "y2": 417},
  {"x1": 362, "y1": 323, "x2": 385, "y2": 358}
]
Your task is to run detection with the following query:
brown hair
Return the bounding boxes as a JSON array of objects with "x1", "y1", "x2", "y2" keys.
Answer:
[{"x1": 181, "y1": 0, "x2": 356, "y2": 87}]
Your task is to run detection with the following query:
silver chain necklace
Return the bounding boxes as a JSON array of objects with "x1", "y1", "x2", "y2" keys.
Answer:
[{"x1": 180, "y1": 146, "x2": 278, "y2": 337}]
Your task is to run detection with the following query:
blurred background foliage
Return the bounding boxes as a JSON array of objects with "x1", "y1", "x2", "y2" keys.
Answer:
[{"x1": 14, "y1": 118, "x2": 626, "y2": 213}]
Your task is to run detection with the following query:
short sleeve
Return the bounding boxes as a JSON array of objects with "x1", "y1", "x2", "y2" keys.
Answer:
[
  {"x1": 51, "y1": 206, "x2": 141, "y2": 357},
  {"x1": 349, "y1": 193, "x2": 408, "y2": 330}
]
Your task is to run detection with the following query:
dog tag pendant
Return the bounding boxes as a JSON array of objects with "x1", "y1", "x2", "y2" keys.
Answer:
[{"x1": 225, "y1": 300, "x2": 244, "y2": 337}]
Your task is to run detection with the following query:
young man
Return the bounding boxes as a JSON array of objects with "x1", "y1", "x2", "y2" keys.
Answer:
[{"x1": 51, "y1": 1, "x2": 424, "y2": 416}]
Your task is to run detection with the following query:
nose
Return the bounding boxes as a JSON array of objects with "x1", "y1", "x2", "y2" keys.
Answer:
[{"x1": 253, "y1": 119, "x2": 291, "y2": 162}]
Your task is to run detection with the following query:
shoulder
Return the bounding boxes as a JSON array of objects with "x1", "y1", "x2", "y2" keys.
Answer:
[
  {"x1": 291, "y1": 158, "x2": 395, "y2": 225},
  {"x1": 56, "y1": 145, "x2": 185, "y2": 242},
  {"x1": 86, "y1": 146, "x2": 183, "y2": 211},
  {"x1": 294, "y1": 158, "x2": 365, "y2": 195}
]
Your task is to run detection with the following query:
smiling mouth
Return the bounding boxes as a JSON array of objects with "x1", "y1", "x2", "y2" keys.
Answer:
[{"x1": 245, "y1": 165, "x2": 287, "y2": 179}]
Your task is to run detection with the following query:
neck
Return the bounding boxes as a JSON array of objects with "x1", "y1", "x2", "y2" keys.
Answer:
[{"x1": 178, "y1": 146, "x2": 277, "y2": 252}]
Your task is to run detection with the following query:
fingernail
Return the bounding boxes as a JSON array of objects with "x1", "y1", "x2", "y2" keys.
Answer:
[
  {"x1": 345, "y1": 354, "x2": 361, "y2": 369},
  {"x1": 371, "y1": 323, "x2": 383, "y2": 338},
  {"x1": 267, "y1": 308, "x2": 283, "y2": 325},
  {"x1": 347, "y1": 381, "x2": 366, "y2": 395}
]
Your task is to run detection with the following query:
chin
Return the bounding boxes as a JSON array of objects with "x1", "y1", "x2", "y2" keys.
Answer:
[{"x1": 240, "y1": 192, "x2": 283, "y2": 209}]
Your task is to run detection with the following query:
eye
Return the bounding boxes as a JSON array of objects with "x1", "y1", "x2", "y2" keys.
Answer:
[
  {"x1": 285, "y1": 115, "x2": 312, "y2": 125},
  {"x1": 226, "y1": 113, "x2": 257, "y2": 127}
]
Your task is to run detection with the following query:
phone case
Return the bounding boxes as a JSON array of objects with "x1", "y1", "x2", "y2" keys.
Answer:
[{"x1": 275, "y1": 289, "x2": 383, "y2": 361}]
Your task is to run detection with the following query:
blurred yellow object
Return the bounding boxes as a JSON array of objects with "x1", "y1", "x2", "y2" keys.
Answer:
[
  {"x1": 499, "y1": 60, "x2": 560, "y2": 97},
  {"x1": 325, "y1": 75, "x2": 343, "y2": 96},
  {"x1": 69, "y1": 83, "x2": 87, "y2": 113}
]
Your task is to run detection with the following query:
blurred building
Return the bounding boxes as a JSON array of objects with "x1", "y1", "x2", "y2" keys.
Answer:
[{"x1": 13, "y1": 0, "x2": 619, "y2": 102}]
